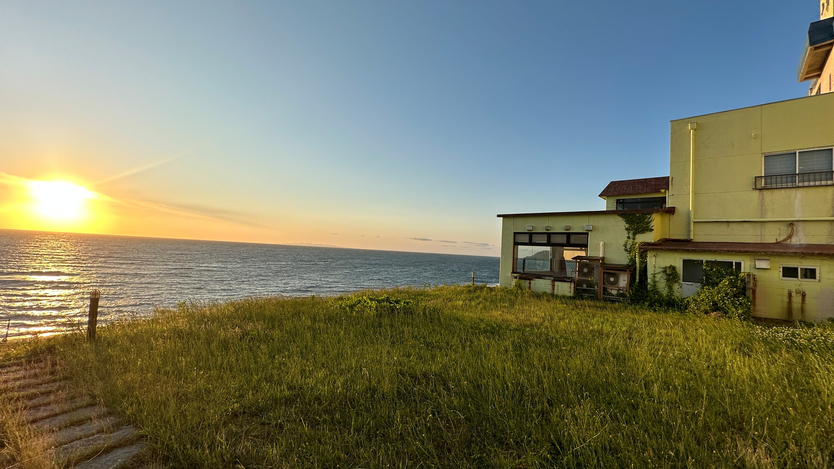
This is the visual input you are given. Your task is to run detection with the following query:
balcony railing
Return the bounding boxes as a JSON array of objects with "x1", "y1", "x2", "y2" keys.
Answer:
[{"x1": 754, "y1": 171, "x2": 834, "y2": 190}]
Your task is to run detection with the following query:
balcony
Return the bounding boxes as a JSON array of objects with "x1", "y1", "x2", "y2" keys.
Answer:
[{"x1": 754, "y1": 171, "x2": 834, "y2": 189}]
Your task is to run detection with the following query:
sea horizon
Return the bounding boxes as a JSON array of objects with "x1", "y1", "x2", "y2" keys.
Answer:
[{"x1": 0, "y1": 229, "x2": 500, "y2": 340}]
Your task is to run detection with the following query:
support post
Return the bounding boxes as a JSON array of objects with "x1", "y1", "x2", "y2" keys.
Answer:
[
  {"x1": 87, "y1": 290, "x2": 100, "y2": 342},
  {"x1": 471, "y1": 272, "x2": 475, "y2": 285}
]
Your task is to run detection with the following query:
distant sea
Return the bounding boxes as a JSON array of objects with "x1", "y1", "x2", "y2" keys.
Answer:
[{"x1": 0, "y1": 230, "x2": 499, "y2": 339}]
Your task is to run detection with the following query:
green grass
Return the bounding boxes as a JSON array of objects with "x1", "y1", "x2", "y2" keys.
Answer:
[{"x1": 12, "y1": 286, "x2": 834, "y2": 468}]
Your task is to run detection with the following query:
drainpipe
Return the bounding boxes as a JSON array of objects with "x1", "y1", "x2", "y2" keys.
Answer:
[{"x1": 689, "y1": 122, "x2": 697, "y2": 240}]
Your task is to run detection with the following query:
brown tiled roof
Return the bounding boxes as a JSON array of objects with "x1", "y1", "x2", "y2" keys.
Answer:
[
  {"x1": 640, "y1": 240, "x2": 834, "y2": 256},
  {"x1": 598, "y1": 176, "x2": 669, "y2": 198},
  {"x1": 497, "y1": 207, "x2": 675, "y2": 218}
]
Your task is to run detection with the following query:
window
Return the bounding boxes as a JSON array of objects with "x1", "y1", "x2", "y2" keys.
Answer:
[
  {"x1": 615, "y1": 197, "x2": 666, "y2": 211},
  {"x1": 682, "y1": 259, "x2": 742, "y2": 284},
  {"x1": 513, "y1": 232, "x2": 588, "y2": 277},
  {"x1": 760, "y1": 148, "x2": 834, "y2": 188},
  {"x1": 780, "y1": 265, "x2": 819, "y2": 281}
]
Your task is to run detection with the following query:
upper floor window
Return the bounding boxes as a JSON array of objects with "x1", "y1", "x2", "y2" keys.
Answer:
[
  {"x1": 616, "y1": 197, "x2": 666, "y2": 210},
  {"x1": 756, "y1": 148, "x2": 834, "y2": 189}
]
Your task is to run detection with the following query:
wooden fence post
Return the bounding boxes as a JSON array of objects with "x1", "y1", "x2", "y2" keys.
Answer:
[
  {"x1": 88, "y1": 290, "x2": 100, "y2": 342},
  {"x1": 471, "y1": 272, "x2": 475, "y2": 285}
]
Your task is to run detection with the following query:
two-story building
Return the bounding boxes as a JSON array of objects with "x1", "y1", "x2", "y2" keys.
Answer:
[{"x1": 498, "y1": 1, "x2": 834, "y2": 321}]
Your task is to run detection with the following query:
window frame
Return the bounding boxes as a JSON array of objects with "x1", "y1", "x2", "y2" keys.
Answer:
[
  {"x1": 779, "y1": 265, "x2": 820, "y2": 282},
  {"x1": 512, "y1": 232, "x2": 589, "y2": 278},
  {"x1": 615, "y1": 196, "x2": 666, "y2": 211},
  {"x1": 681, "y1": 259, "x2": 744, "y2": 285},
  {"x1": 760, "y1": 147, "x2": 834, "y2": 189}
]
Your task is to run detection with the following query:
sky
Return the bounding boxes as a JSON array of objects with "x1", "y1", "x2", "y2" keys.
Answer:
[{"x1": 0, "y1": 1, "x2": 816, "y2": 256}]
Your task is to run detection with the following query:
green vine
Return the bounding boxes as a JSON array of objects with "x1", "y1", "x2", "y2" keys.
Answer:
[
  {"x1": 659, "y1": 265, "x2": 680, "y2": 297},
  {"x1": 619, "y1": 213, "x2": 654, "y2": 267}
]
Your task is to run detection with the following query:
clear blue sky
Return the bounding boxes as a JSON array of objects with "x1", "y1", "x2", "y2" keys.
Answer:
[{"x1": 0, "y1": 1, "x2": 815, "y2": 255}]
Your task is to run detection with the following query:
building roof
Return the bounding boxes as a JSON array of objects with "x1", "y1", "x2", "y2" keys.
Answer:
[
  {"x1": 640, "y1": 240, "x2": 834, "y2": 256},
  {"x1": 598, "y1": 176, "x2": 669, "y2": 198},
  {"x1": 497, "y1": 207, "x2": 675, "y2": 219}
]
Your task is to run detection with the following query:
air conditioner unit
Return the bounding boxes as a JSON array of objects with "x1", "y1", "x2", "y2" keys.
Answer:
[
  {"x1": 575, "y1": 279, "x2": 595, "y2": 290},
  {"x1": 602, "y1": 271, "x2": 628, "y2": 288},
  {"x1": 576, "y1": 262, "x2": 596, "y2": 279}
]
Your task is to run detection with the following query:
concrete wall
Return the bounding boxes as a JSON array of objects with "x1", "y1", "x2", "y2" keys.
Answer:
[
  {"x1": 647, "y1": 249, "x2": 834, "y2": 322},
  {"x1": 667, "y1": 93, "x2": 834, "y2": 242},
  {"x1": 498, "y1": 212, "x2": 669, "y2": 291}
]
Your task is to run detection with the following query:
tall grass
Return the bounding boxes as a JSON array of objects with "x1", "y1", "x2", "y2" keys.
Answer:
[{"x1": 24, "y1": 286, "x2": 834, "y2": 467}]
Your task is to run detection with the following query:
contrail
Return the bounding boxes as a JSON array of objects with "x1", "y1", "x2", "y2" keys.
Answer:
[
  {"x1": 0, "y1": 172, "x2": 31, "y2": 187},
  {"x1": 92, "y1": 147, "x2": 199, "y2": 187}
]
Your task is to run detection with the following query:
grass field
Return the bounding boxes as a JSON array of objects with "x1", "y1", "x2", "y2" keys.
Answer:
[{"x1": 3, "y1": 286, "x2": 834, "y2": 468}]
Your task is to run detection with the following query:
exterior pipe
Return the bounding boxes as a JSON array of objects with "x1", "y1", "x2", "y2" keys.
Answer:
[
  {"x1": 694, "y1": 217, "x2": 834, "y2": 222},
  {"x1": 599, "y1": 241, "x2": 605, "y2": 258},
  {"x1": 776, "y1": 223, "x2": 796, "y2": 243},
  {"x1": 636, "y1": 252, "x2": 640, "y2": 284},
  {"x1": 689, "y1": 122, "x2": 697, "y2": 240}
]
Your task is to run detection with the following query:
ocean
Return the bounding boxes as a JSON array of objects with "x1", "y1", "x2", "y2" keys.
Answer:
[{"x1": 0, "y1": 230, "x2": 499, "y2": 339}]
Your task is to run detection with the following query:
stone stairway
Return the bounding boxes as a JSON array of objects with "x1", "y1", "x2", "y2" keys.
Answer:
[{"x1": 0, "y1": 357, "x2": 148, "y2": 468}]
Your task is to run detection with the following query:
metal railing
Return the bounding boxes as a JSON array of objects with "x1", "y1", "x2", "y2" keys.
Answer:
[{"x1": 754, "y1": 170, "x2": 834, "y2": 189}]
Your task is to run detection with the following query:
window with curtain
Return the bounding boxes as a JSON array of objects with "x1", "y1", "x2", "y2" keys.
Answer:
[{"x1": 762, "y1": 148, "x2": 833, "y2": 187}]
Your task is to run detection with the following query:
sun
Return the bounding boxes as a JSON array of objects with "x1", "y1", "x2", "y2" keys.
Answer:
[{"x1": 28, "y1": 180, "x2": 95, "y2": 221}]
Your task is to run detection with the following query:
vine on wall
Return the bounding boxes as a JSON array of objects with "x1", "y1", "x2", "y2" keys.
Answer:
[{"x1": 618, "y1": 213, "x2": 654, "y2": 267}]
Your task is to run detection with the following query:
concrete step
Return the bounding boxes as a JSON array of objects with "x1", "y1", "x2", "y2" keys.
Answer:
[
  {"x1": 74, "y1": 442, "x2": 146, "y2": 469},
  {"x1": 6, "y1": 380, "x2": 68, "y2": 400},
  {"x1": 32, "y1": 404, "x2": 109, "y2": 431},
  {"x1": 49, "y1": 415, "x2": 124, "y2": 447},
  {"x1": 4, "y1": 374, "x2": 64, "y2": 390},
  {"x1": 24, "y1": 395, "x2": 97, "y2": 423},
  {"x1": 55, "y1": 425, "x2": 142, "y2": 467}
]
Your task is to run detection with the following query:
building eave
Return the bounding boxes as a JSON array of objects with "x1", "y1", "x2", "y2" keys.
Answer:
[
  {"x1": 798, "y1": 17, "x2": 834, "y2": 82},
  {"x1": 497, "y1": 207, "x2": 675, "y2": 219},
  {"x1": 641, "y1": 240, "x2": 834, "y2": 256}
]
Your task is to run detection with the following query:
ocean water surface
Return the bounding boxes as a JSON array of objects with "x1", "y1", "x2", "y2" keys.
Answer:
[{"x1": 0, "y1": 230, "x2": 499, "y2": 339}]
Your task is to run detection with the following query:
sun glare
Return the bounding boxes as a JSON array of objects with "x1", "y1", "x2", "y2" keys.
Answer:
[{"x1": 29, "y1": 180, "x2": 94, "y2": 221}]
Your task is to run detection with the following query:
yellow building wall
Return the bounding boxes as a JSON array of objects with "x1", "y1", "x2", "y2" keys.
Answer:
[
  {"x1": 498, "y1": 212, "x2": 670, "y2": 291},
  {"x1": 602, "y1": 192, "x2": 666, "y2": 210},
  {"x1": 822, "y1": 0, "x2": 833, "y2": 20},
  {"x1": 667, "y1": 93, "x2": 834, "y2": 242},
  {"x1": 647, "y1": 249, "x2": 834, "y2": 322}
]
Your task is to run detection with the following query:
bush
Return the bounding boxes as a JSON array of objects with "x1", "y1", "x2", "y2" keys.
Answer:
[
  {"x1": 686, "y1": 263, "x2": 751, "y2": 319},
  {"x1": 337, "y1": 294, "x2": 416, "y2": 315}
]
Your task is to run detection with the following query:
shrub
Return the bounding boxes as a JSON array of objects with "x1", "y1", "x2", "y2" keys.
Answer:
[
  {"x1": 337, "y1": 295, "x2": 416, "y2": 315},
  {"x1": 686, "y1": 263, "x2": 751, "y2": 319}
]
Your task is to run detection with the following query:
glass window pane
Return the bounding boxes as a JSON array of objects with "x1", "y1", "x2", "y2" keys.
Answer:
[
  {"x1": 782, "y1": 266, "x2": 799, "y2": 279},
  {"x1": 550, "y1": 234, "x2": 568, "y2": 245},
  {"x1": 617, "y1": 197, "x2": 666, "y2": 210},
  {"x1": 557, "y1": 248, "x2": 587, "y2": 277},
  {"x1": 532, "y1": 234, "x2": 548, "y2": 244},
  {"x1": 516, "y1": 246, "x2": 551, "y2": 272},
  {"x1": 569, "y1": 234, "x2": 588, "y2": 246},
  {"x1": 764, "y1": 153, "x2": 796, "y2": 176},
  {"x1": 514, "y1": 233, "x2": 529, "y2": 244},
  {"x1": 682, "y1": 259, "x2": 704, "y2": 283},
  {"x1": 801, "y1": 268, "x2": 818, "y2": 280},
  {"x1": 798, "y1": 149, "x2": 833, "y2": 173}
]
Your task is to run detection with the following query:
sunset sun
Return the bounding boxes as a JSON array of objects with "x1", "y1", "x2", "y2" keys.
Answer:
[{"x1": 29, "y1": 180, "x2": 94, "y2": 221}]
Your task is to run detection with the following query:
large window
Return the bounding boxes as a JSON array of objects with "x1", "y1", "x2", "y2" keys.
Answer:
[
  {"x1": 759, "y1": 148, "x2": 834, "y2": 188},
  {"x1": 681, "y1": 259, "x2": 742, "y2": 284},
  {"x1": 616, "y1": 197, "x2": 666, "y2": 211},
  {"x1": 513, "y1": 232, "x2": 588, "y2": 278}
]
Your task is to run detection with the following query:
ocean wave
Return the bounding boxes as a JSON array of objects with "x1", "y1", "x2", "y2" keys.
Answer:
[{"x1": 0, "y1": 270, "x2": 78, "y2": 277}]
